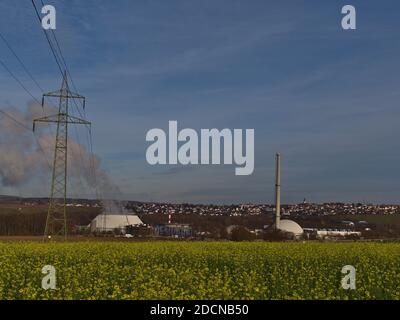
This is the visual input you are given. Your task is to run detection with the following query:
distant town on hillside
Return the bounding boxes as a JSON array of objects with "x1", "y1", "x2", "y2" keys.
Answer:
[{"x1": 2, "y1": 195, "x2": 400, "y2": 217}]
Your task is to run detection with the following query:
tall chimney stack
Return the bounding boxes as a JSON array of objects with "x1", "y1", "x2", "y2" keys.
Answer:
[{"x1": 275, "y1": 153, "x2": 281, "y2": 230}]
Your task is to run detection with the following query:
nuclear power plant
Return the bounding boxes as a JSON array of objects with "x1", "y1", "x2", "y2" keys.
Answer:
[
  {"x1": 271, "y1": 153, "x2": 363, "y2": 240},
  {"x1": 273, "y1": 153, "x2": 304, "y2": 239}
]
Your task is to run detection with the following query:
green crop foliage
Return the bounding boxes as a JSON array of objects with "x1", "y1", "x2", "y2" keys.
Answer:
[{"x1": 0, "y1": 241, "x2": 399, "y2": 300}]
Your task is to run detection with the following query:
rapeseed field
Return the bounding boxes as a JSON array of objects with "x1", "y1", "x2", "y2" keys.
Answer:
[{"x1": 0, "y1": 242, "x2": 398, "y2": 300}]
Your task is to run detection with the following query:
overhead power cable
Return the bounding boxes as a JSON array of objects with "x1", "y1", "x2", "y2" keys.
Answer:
[
  {"x1": 0, "y1": 59, "x2": 41, "y2": 105},
  {"x1": 0, "y1": 32, "x2": 44, "y2": 92},
  {"x1": 0, "y1": 31, "x2": 58, "y2": 108},
  {"x1": 0, "y1": 109, "x2": 31, "y2": 131},
  {"x1": 34, "y1": 0, "x2": 86, "y2": 114},
  {"x1": 0, "y1": 109, "x2": 52, "y2": 169},
  {"x1": 32, "y1": 0, "x2": 89, "y2": 128},
  {"x1": 0, "y1": 31, "x2": 56, "y2": 169}
]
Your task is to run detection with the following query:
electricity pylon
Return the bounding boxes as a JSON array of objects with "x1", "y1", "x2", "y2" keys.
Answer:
[{"x1": 33, "y1": 71, "x2": 90, "y2": 240}]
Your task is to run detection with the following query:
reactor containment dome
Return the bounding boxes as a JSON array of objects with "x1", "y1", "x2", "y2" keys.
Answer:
[{"x1": 278, "y1": 219, "x2": 304, "y2": 236}]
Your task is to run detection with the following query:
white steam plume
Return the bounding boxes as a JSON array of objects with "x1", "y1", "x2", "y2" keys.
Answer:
[{"x1": 0, "y1": 102, "x2": 126, "y2": 212}]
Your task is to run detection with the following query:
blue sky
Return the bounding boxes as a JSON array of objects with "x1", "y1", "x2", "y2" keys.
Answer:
[{"x1": 0, "y1": 0, "x2": 399, "y2": 204}]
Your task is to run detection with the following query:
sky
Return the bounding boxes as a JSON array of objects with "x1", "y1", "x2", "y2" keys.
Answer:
[{"x1": 0, "y1": 0, "x2": 399, "y2": 204}]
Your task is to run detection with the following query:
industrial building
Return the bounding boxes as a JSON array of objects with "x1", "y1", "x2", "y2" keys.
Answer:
[
  {"x1": 90, "y1": 214, "x2": 143, "y2": 233},
  {"x1": 155, "y1": 223, "x2": 192, "y2": 238},
  {"x1": 303, "y1": 228, "x2": 361, "y2": 240}
]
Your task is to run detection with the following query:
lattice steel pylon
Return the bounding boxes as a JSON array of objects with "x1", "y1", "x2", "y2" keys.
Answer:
[{"x1": 33, "y1": 71, "x2": 90, "y2": 240}]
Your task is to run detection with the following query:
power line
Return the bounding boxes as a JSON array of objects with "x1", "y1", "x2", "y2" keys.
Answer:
[
  {"x1": 48, "y1": 30, "x2": 88, "y2": 121},
  {"x1": 0, "y1": 109, "x2": 52, "y2": 169},
  {"x1": 0, "y1": 30, "x2": 58, "y2": 108},
  {"x1": 0, "y1": 2, "x2": 97, "y2": 211},
  {"x1": 42, "y1": 15, "x2": 99, "y2": 198},
  {"x1": 0, "y1": 109, "x2": 31, "y2": 131},
  {"x1": 33, "y1": 73, "x2": 90, "y2": 238},
  {"x1": 47, "y1": 56, "x2": 95, "y2": 197},
  {"x1": 0, "y1": 59, "x2": 41, "y2": 105},
  {"x1": 0, "y1": 32, "x2": 44, "y2": 93},
  {"x1": 31, "y1": 0, "x2": 101, "y2": 204},
  {"x1": 31, "y1": 1, "x2": 91, "y2": 134},
  {"x1": 36, "y1": 0, "x2": 86, "y2": 114},
  {"x1": 30, "y1": 1, "x2": 88, "y2": 119},
  {"x1": 0, "y1": 32, "x2": 55, "y2": 170},
  {"x1": 31, "y1": 0, "x2": 89, "y2": 127},
  {"x1": 0, "y1": 29, "x2": 60, "y2": 110}
]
